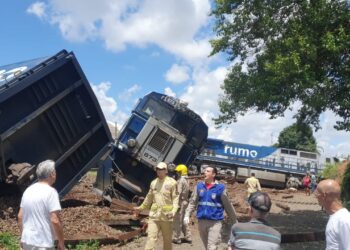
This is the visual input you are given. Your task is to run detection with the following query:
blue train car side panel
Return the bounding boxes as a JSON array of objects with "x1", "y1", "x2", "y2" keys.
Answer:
[{"x1": 200, "y1": 138, "x2": 320, "y2": 176}]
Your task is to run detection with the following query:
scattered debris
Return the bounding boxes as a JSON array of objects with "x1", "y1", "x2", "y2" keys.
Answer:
[
  {"x1": 0, "y1": 173, "x2": 326, "y2": 248},
  {"x1": 276, "y1": 203, "x2": 291, "y2": 211}
]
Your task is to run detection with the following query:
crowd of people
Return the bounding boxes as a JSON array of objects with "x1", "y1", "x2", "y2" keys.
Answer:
[{"x1": 17, "y1": 160, "x2": 350, "y2": 250}]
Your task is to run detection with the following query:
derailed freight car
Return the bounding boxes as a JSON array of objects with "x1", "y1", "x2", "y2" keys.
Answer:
[{"x1": 0, "y1": 50, "x2": 112, "y2": 196}]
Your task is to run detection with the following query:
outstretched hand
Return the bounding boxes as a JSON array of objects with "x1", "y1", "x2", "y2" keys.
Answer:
[{"x1": 133, "y1": 207, "x2": 141, "y2": 217}]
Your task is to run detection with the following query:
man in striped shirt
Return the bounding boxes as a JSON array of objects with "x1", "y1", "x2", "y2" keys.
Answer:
[{"x1": 228, "y1": 192, "x2": 281, "y2": 250}]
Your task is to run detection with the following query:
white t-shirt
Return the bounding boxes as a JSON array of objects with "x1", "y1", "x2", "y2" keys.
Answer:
[
  {"x1": 326, "y1": 208, "x2": 350, "y2": 250},
  {"x1": 20, "y1": 182, "x2": 61, "y2": 248}
]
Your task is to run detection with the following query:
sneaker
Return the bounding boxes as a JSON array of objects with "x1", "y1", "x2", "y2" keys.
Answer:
[{"x1": 172, "y1": 239, "x2": 181, "y2": 244}]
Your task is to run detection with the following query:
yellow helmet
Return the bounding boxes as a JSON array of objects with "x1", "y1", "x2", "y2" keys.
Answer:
[{"x1": 175, "y1": 164, "x2": 188, "y2": 176}]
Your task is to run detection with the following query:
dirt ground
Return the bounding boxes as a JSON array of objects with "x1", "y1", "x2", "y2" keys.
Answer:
[
  {"x1": 113, "y1": 181, "x2": 328, "y2": 250},
  {"x1": 0, "y1": 174, "x2": 328, "y2": 249}
]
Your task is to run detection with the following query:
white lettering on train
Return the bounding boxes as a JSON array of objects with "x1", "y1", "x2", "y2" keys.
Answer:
[{"x1": 224, "y1": 145, "x2": 258, "y2": 158}]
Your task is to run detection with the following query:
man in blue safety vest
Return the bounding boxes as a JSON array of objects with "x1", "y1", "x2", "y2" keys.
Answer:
[{"x1": 184, "y1": 165, "x2": 237, "y2": 250}]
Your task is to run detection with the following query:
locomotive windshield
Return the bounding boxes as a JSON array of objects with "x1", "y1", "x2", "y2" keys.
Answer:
[
  {"x1": 141, "y1": 98, "x2": 175, "y2": 123},
  {"x1": 189, "y1": 122, "x2": 208, "y2": 148},
  {"x1": 171, "y1": 112, "x2": 196, "y2": 136}
]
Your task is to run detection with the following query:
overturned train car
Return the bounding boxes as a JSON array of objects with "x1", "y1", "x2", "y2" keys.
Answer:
[
  {"x1": 95, "y1": 92, "x2": 208, "y2": 201},
  {"x1": 0, "y1": 50, "x2": 112, "y2": 196}
]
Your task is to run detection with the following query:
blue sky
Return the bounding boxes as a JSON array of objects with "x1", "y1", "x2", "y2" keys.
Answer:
[{"x1": 1, "y1": 0, "x2": 349, "y2": 159}]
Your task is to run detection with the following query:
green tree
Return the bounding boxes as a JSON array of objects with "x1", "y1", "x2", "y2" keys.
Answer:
[
  {"x1": 342, "y1": 162, "x2": 350, "y2": 210},
  {"x1": 211, "y1": 0, "x2": 350, "y2": 131},
  {"x1": 320, "y1": 163, "x2": 339, "y2": 180},
  {"x1": 277, "y1": 123, "x2": 317, "y2": 152}
]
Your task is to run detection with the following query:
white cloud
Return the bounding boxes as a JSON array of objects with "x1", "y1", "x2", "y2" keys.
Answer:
[
  {"x1": 30, "y1": 0, "x2": 350, "y2": 159},
  {"x1": 164, "y1": 87, "x2": 176, "y2": 97},
  {"x1": 118, "y1": 84, "x2": 141, "y2": 102},
  {"x1": 91, "y1": 81, "x2": 128, "y2": 124},
  {"x1": 150, "y1": 51, "x2": 160, "y2": 57},
  {"x1": 180, "y1": 66, "x2": 227, "y2": 114},
  {"x1": 315, "y1": 111, "x2": 350, "y2": 158},
  {"x1": 165, "y1": 64, "x2": 190, "y2": 84},
  {"x1": 37, "y1": 0, "x2": 212, "y2": 64},
  {"x1": 180, "y1": 65, "x2": 350, "y2": 159},
  {"x1": 27, "y1": 2, "x2": 47, "y2": 19}
]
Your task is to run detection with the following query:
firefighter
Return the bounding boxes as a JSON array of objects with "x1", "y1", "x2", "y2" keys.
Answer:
[
  {"x1": 134, "y1": 162, "x2": 179, "y2": 250},
  {"x1": 173, "y1": 164, "x2": 192, "y2": 244},
  {"x1": 244, "y1": 172, "x2": 262, "y2": 198}
]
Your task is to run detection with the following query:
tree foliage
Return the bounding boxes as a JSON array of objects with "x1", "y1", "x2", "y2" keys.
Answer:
[
  {"x1": 277, "y1": 122, "x2": 317, "y2": 152},
  {"x1": 342, "y1": 162, "x2": 350, "y2": 210},
  {"x1": 211, "y1": 0, "x2": 350, "y2": 130},
  {"x1": 321, "y1": 163, "x2": 339, "y2": 180}
]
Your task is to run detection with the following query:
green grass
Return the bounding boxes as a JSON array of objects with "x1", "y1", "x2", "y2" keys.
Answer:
[
  {"x1": 68, "y1": 240, "x2": 99, "y2": 250},
  {"x1": 0, "y1": 232, "x2": 20, "y2": 250}
]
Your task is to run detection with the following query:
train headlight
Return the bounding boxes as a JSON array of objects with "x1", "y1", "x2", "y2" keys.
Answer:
[{"x1": 127, "y1": 138, "x2": 136, "y2": 148}]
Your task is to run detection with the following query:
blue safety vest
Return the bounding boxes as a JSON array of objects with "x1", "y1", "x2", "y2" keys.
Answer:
[{"x1": 196, "y1": 182, "x2": 225, "y2": 220}]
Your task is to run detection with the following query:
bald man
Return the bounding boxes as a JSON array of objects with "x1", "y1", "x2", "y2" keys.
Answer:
[{"x1": 314, "y1": 179, "x2": 350, "y2": 250}]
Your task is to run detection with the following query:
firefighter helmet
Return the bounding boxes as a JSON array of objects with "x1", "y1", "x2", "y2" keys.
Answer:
[{"x1": 175, "y1": 164, "x2": 188, "y2": 176}]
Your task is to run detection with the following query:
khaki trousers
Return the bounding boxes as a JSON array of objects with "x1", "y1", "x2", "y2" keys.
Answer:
[
  {"x1": 173, "y1": 200, "x2": 192, "y2": 241},
  {"x1": 198, "y1": 219, "x2": 222, "y2": 250},
  {"x1": 145, "y1": 220, "x2": 173, "y2": 250}
]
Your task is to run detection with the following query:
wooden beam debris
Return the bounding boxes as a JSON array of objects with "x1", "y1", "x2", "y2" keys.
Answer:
[
  {"x1": 62, "y1": 224, "x2": 147, "y2": 247},
  {"x1": 110, "y1": 198, "x2": 149, "y2": 216},
  {"x1": 282, "y1": 195, "x2": 294, "y2": 199},
  {"x1": 276, "y1": 202, "x2": 290, "y2": 211},
  {"x1": 103, "y1": 219, "x2": 142, "y2": 227}
]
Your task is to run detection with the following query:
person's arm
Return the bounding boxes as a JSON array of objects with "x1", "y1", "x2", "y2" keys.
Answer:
[
  {"x1": 136, "y1": 184, "x2": 154, "y2": 211},
  {"x1": 178, "y1": 179, "x2": 184, "y2": 201},
  {"x1": 17, "y1": 207, "x2": 24, "y2": 249},
  {"x1": 185, "y1": 185, "x2": 199, "y2": 218},
  {"x1": 221, "y1": 188, "x2": 237, "y2": 224},
  {"x1": 17, "y1": 208, "x2": 23, "y2": 235},
  {"x1": 257, "y1": 180, "x2": 262, "y2": 191},
  {"x1": 340, "y1": 219, "x2": 350, "y2": 249},
  {"x1": 227, "y1": 224, "x2": 237, "y2": 250},
  {"x1": 50, "y1": 211, "x2": 64, "y2": 250},
  {"x1": 171, "y1": 181, "x2": 180, "y2": 217}
]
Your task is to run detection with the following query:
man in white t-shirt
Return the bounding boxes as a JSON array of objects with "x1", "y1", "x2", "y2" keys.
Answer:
[
  {"x1": 18, "y1": 160, "x2": 65, "y2": 250},
  {"x1": 314, "y1": 179, "x2": 350, "y2": 250}
]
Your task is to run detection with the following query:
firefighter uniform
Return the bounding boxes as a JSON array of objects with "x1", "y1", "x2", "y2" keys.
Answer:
[
  {"x1": 138, "y1": 175, "x2": 179, "y2": 250},
  {"x1": 173, "y1": 164, "x2": 192, "y2": 243},
  {"x1": 244, "y1": 176, "x2": 262, "y2": 198}
]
